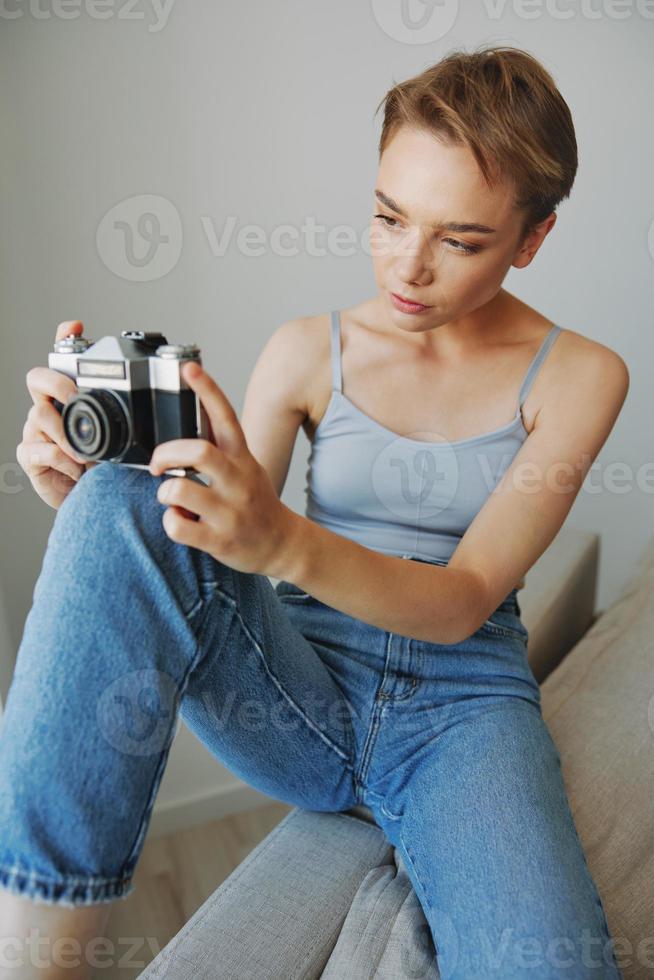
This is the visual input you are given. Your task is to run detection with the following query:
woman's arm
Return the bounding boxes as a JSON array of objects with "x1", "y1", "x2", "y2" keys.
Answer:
[
  {"x1": 238, "y1": 317, "x2": 482, "y2": 644},
  {"x1": 278, "y1": 340, "x2": 629, "y2": 644},
  {"x1": 151, "y1": 338, "x2": 623, "y2": 648},
  {"x1": 240, "y1": 317, "x2": 317, "y2": 498},
  {"x1": 278, "y1": 515, "x2": 485, "y2": 645}
]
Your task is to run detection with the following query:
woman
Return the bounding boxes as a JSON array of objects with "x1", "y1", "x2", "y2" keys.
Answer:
[{"x1": 3, "y1": 45, "x2": 628, "y2": 979}]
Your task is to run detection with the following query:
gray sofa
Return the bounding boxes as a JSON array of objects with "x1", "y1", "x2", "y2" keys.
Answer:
[{"x1": 141, "y1": 527, "x2": 654, "y2": 979}]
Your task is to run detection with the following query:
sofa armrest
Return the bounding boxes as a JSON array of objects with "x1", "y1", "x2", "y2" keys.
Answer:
[
  {"x1": 140, "y1": 808, "x2": 395, "y2": 979},
  {"x1": 520, "y1": 527, "x2": 599, "y2": 684},
  {"x1": 538, "y1": 531, "x2": 654, "y2": 975}
]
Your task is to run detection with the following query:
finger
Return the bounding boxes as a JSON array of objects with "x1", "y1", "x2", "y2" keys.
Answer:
[
  {"x1": 55, "y1": 320, "x2": 84, "y2": 342},
  {"x1": 161, "y1": 505, "x2": 216, "y2": 550},
  {"x1": 180, "y1": 361, "x2": 247, "y2": 458},
  {"x1": 155, "y1": 475, "x2": 217, "y2": 518},
  {"x1": 149, "y1": 438, "x2": 231, "y2": 483},
  {"x1": 24, "y1": 402, "x2": 88, "y2": 464},
  {"x1": 26, "y1": 365, "x2": 78, "y2": 408},
  {"x1": 17, "y1": 441, "x2": 85, "y2": 483}
]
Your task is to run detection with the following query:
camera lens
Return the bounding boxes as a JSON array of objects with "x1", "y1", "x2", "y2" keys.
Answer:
[
  {"x1": 73, "y1": 412, "x2": 96, "y2": 445},
  {"x1": 63, "y1": 391, "x2": 130, "y2": 460}
]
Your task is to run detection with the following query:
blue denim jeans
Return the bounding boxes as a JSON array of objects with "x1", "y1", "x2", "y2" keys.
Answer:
[{"x1": 0, "y1": 463, "x2": 622, "y2": 978}]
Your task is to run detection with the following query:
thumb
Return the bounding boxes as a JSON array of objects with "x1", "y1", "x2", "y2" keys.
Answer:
[{"x1": 55, "y1": 320, "x2": 84, "y2": 343}]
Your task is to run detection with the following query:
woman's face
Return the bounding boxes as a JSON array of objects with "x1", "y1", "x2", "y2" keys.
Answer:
[{"x1": 370, "y1": 125, "x2": 550, "y2": 331}]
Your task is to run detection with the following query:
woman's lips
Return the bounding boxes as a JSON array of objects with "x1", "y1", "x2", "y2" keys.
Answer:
[{"x1": 390, "y1": 291, "x2": 432, "y2": 314}]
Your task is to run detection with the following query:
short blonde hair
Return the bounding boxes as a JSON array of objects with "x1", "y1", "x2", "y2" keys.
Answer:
[{"x1": 375, "y1": 44, "x2": 578, "y2": 240}]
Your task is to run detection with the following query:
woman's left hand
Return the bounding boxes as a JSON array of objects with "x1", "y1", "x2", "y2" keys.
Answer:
[{"x1": 148, "y1": 360, "x2": 299, "y2": 578}]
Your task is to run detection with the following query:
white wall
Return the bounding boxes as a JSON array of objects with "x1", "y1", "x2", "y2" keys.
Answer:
[{"x1": 1, "y1": 2, "x2": 652, "y2": 824}]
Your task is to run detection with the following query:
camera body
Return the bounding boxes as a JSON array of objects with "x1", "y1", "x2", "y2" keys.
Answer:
[{"x1": 49, "y1": 330, "x2": 210, "y2": 475}]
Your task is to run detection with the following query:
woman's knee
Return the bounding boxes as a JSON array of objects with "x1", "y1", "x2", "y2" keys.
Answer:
[
  {"x1": 57, "y1": 461, "x2": 182, "y2": 554},
  {"x1": 50, "y1": 463, "x2": 203, "y2": 585},
  {"x1": 63, "y1": 461, "x2": 157, "y2": 518},
  {"x1": 48, "y1": 461, "x2": 238, "y2": 622}
]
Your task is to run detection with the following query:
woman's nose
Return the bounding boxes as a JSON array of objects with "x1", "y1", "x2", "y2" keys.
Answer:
[{"x1": 393, "y1": 227, "x2": 437, "y2": 283}]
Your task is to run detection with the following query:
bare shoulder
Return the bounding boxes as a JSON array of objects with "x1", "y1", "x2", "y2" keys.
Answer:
[
  {"x1": 538, "y1": 325, "x2": 630, "y2": 435},
  {"x1": 258, "y1": 312, "x2": 331, "y2": 420},
  {"x1": 553, "y1": 326, "x2": 629, "y2": 392},
  {"x1": 505, "y1": 291, "x2": 629, "y2": 395},
  {"x1": 273, "y1": 312, "x2": 330, "y2": 353}
]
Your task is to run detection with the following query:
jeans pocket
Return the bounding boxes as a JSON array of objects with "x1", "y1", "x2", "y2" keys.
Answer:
[
  {"x1": 480, "y1": 606, "x2": 528, "y2": 641},
  {"x1": 275, "y1": 581, "x2": 314, "y2": 602}
]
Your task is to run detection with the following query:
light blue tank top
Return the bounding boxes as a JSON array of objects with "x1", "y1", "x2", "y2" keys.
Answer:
[{"x1": 304, "y1": 310, "x2": 562, "y2": 562}]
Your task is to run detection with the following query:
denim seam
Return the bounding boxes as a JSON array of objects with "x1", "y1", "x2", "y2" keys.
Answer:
[
  {"x1": 354, "y1": 633, "x2": 393, "y2": 792},
  {"x1": 380, "y1": 800, "x2": 403, "y2": 822},
  {"x1": 119, "y1": 587, "x2": 230, "y2": 879},
  {"x1": 0, "y1": 864, "x2": 130, "y2": 885},
  {"x1": 364, "y1": 787, "x2": 403, "y2": 822},
  {"x1": 0, "y1": 863, "x2": 133, "y2": 906},
  {"x1": 557, "y1": 803, "x2": 623, "y2": 968},
  {"x1": 206, "y1": 585, "x2": 355, "y2": 768},
  {"x1": 383, "y1": 679, "x2": 418, "y2": 703},
  {"x1": 385, "y1": 637, "x2": 418, "y2": 702},
  {"x1": 185, "y1": 595, "x2": 205, "y2": 620},
  {"x1": 401, "y1": 822, "x2": 621, "y2": 977},
  {"x1": 0, "y1": 863, "x2": 132, "y2": 887},
  {"x1": 413, "y1": 637, "x2": 425, "y2": 691},
  {"x1": 1, "y1": 596, "x2": 219, "y2": 905},
  {"x1": 480, "y1": 620, "x2": 527, "y2": 641},
  {"x1": 355, "y1": 710, "x2": 384, "y2": 801},
  {"x1": 398, "y1": 832, "x2": 434, "y2": 916}
]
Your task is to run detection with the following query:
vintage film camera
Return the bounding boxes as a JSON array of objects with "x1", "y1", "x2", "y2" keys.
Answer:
[{"x1": 49, "y1": 330, "x2": 211, "y2": 479}]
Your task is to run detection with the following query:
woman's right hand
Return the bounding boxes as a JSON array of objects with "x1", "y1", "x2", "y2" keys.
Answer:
[{"x1": 16, "y1": 320, "x2": 98, "y2": 511}]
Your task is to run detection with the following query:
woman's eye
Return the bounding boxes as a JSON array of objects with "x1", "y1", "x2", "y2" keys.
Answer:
[
  {"x1": 373, "y1": 215, "x2": 480, "y2": 255},
  {"x1": 374, "y1": 213, "x2": 398, "y2": 228},
  {"x1": 375, "y1": 214, "x2": 480, "y2": 255},
  {"x1": 443, "y1": 238, "x2": 480, "y2": 255}
]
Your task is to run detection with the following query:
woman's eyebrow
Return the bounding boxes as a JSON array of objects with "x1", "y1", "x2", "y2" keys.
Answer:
[{"x1": 374, "y1": 189, "x2": 498, "y2": 235}]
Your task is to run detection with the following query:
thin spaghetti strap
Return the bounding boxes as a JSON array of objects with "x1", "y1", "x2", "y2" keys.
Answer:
[
  {"x1": 518, "y1": 324, "x2": 562, "y2": 409},
  {"x1": 330, "y1": 310, "x2": 343, "y2": 393}
]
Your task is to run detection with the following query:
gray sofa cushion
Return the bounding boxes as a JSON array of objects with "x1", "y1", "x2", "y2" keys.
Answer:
[
  {"x1": 140, "y1": 809, "x2": 395, "y2": 979},
  {"x1": 319, "y1": 850, "x2": 439, "y2": 979}
]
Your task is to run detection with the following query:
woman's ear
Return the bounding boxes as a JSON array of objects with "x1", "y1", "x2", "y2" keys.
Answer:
[{"x1": 512, "y1": 212, "x2": 558, "y2": 269}]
